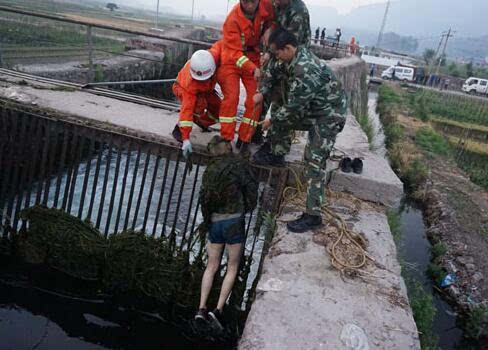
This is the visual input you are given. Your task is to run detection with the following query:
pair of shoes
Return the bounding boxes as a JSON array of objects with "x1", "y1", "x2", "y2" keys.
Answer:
[
  {"x1": 252, "y1": 144, "x2": 285, "y2": 167},
  {"x1": 287, "y1": 212, "x2": 323, "y2": 233},
  {"x1": 172, "y1": 124, "x2": 182, "y2": 143},
  {"x1": 340, "y1": 157, "x2": 363, "y2": 174}
]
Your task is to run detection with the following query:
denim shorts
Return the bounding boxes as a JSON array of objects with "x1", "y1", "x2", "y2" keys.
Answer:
[{"x1": 208, "y1": 216, "x2": 245, "y2": 245}]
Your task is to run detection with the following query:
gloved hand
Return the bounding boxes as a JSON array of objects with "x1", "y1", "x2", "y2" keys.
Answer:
[{"x1": 182, "y1": 139, "x2": 192, "y2": 158}]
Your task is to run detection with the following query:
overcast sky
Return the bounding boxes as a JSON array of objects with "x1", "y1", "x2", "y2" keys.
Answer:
[{"x1": 126, "y1": 0, "x2": 388, "y2": 17}]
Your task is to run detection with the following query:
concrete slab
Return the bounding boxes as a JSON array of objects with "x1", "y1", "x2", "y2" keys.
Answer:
[
  {"x1": 285, "y1": 115, "x2": 403, "y2": 207},
  {"x1": 330, "y1": 115, "x2": 403, "y2": 207},
  {"x1": 239, "y1": 201, "x2": 420, "y2": 350},
  {"x1": 0, "y1": 73, "x2": 218, "y2": 153}
]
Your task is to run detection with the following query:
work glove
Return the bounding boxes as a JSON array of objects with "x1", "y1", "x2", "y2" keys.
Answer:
[{"x1": 182, "y1": 139, "x2": 192, "y2": 158}]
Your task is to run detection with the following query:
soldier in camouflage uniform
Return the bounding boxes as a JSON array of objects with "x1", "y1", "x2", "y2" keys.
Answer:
[
  {"x1": 252, "y1": 0, "x2": 311, "y2": 145},
  {"x1": 195, "y1": 135, "x2": 258, "y2": 327},
  {"x1": 253, "y1": 28, "x2": 347, "y2": 233}
]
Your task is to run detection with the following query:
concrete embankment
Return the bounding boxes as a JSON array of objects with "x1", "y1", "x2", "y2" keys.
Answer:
[{"x1": 239, "y1": 57, "x2": 420, "y2": 349}]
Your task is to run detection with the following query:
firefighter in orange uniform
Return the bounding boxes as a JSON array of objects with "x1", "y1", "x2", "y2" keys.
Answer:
[
  {"x1": 172, "y1": 41, "x2": 223, "y2": 158},
  {"x1": 217, "y1": 0, "x2": 274, "y2": 148}
]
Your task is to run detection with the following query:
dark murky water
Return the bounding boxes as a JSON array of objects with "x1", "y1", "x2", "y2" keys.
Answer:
[
  {"x1": 367, "y1": 91, "x2": 464, "y2": 348},
  {"x1": 399, "y1": 204, "x2": 464, "y2": 349}
]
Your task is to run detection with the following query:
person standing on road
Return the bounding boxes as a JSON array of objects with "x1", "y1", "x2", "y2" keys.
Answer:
[
  {"x1": 315, "y1": 26, "x2": 320, "y2": 44},
  {"x1": 252, "y1": 28, "x2": 347, "y2": 233},
  {"x1": 195, "y1": 135, "x2": 258, "y2": 329},
  {"x1": 320, "y1": 27, "x2": 326, "y2": 45}
]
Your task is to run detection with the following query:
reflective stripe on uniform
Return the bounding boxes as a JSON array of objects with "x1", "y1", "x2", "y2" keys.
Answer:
[
  {"x1": 219, "y1": 116, "x2": 236, "y2": 123},
  {"x1": 241, "y1": 117, "x2": 258, "y2": 127},
  {"x1": 179, "y1": 121, "x2": 194, "y2": 127},
  {"x1": 236, "y1": 56, "x2": 249, "y2": 68}
]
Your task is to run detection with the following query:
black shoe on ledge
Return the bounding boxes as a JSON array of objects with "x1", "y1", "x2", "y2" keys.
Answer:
[{"x1": 287, "y1": 212, "x2": 323, "y2": 233}]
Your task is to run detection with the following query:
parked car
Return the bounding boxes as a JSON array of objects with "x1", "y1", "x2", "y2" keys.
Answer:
[
  {"x1": 381, "y1": 65, "x2": 415, "y2": 82},
  {"x1": 462, "y1": 77, "x2": 488, "y2": 94}
]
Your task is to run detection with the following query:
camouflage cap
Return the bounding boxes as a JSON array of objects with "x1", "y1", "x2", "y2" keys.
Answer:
[{"x1": 207, "y1": 135, "x2": 232, "y2": 156}]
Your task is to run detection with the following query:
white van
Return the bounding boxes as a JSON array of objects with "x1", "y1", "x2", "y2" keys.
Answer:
[
  {"x1": 462, "y1": 77, "x2": 488, "y2": 94},
  {"x1": 381, "y1": 66, "x2": 415, "y2": 82}
]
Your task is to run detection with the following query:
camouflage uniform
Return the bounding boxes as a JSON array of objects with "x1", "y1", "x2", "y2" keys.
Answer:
[
  {"x1": 259, "y1": 0, "x2": 311, "y2": 124},
  {"x1": 199, "y1": 154, "x2": 258, "y2": 236},
  {"x1": 267, "y1": 47, "x2": 347, "y2": 215}
]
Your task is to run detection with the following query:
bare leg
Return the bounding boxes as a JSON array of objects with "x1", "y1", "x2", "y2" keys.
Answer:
[
  {"x1": 199, "y1": 242, "x2": 224, "y2": 309},
  {"x1": 216, "y1": 243, "x2": 243, "y2": 310}
]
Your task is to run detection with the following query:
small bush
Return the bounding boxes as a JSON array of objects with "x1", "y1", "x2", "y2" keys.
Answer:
[
  {"x1": 427, "y1": 263, "x2": 446, "y2": 287},
  {"x1": 432, "y1": 242, "x2": 447, "y2": 259},
  {"x1": 404, "y1": 159, "x2": 429, "y2": 192}
]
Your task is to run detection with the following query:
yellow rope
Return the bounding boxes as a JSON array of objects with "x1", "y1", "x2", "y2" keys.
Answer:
[{"x1": 280, "y1": 166, "x2": 369, "y2": 271}]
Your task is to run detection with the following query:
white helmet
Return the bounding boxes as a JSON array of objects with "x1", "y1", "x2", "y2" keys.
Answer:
[{"x1": 190, "y1": 50, "x2": 216, "y2": 81}]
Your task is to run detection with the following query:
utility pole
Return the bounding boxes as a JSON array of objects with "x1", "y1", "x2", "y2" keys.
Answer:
[
  {"x1": 434, "y1": 28, "x2": 454, "y2": 77},
  {"x1": 374, "y1": 0, "x2": 391, "y2": 53},
  {"x1": 156, "y1": 0, "x2": 160, "y2": 28}
]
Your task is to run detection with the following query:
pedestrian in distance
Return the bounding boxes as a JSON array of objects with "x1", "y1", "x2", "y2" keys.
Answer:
[
  {"x1": 320, "y1": 27, "x2": 326, "y2": 46},
  {"x1": 252, "y1": 28, "x2": 347, "y2": 233},
  {"x1": 194, "y1": 135, "x2": 258, "y2": 329},
  {"x1": 315, "y1": 26, "x2": 320, "y2": 44}
]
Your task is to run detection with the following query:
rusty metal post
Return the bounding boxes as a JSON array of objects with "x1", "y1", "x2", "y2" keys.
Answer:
[{"x1": 87, "y1": 25, "x2": 94, "y2": 83}]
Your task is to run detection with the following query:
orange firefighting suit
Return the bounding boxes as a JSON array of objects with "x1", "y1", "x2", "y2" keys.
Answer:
[
  {"x1": 173, "y1": 41, "x2": 223, "y2": 141},
  {"x1": 217, "y1": 0, "x2": 274, "y2": 142}
]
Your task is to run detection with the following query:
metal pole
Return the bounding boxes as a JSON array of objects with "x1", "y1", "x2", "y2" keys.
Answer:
[
  {"x1": 187, "y1": 43, "x2": 194, "y2": 61},
  {"x1": 156, "y1": 0, "x2": 160, "y2": 28},
  {"x1": 435, "y1": 28, "x2": 453, "y2": 79},
  {"x1": 87, "y1": 25, "x2": 94, "y2": 83},
  {"x1": 82, "y1": 78, "x2": 176, "y2": 88}
]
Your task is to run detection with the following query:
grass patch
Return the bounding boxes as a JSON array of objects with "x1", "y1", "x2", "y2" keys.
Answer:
[
  {"x1": 386, "y1": 207, "x2": 439, "y2": 349},
  {"x1": 463, "y1": 306, "x2": 488, "y2": 341},
  {"x1": 356, "y1": 114, "x2": 374, "y2": 148},
  {"x1": 416, "y1": 128, "x2": 451, "y2": 156},
  {"x1": 408, "y1": 281, "x2": 439, "y2": 349},
  {"x1": 407, "y1": 89, "x2": 488, "y2": 127},
  {"x1": 387, "y1": 209, "x2": 402, "y2": 244}
]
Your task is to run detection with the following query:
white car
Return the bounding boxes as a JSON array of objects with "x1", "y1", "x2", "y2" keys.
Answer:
[
  {"x1": 462, "y1": 77, "x2": 488, "y2": 94},
  {"x1": 381, "y1": 66, "x2": 415, "y2": 82}
]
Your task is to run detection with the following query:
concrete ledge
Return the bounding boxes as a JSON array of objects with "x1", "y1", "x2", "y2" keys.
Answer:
[
  {"x1": 239, "y1": 201, "x2": 420, "y2": 350},
  {"x1": 330, "y1": 115, "x2": 403, "y2": 208},
  {"x1": 286, "y1": 114, "x2": 403, "y2": 208}
]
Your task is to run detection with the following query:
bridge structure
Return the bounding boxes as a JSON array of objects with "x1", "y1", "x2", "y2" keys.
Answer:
[{"x1": 0, "y1": 5, "x2": 421, "y2": 349}]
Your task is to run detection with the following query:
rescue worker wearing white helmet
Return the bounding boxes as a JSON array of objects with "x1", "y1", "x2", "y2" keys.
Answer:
[{"x1": 171, "y1": 40, "x2": 223, "y2": 158}]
